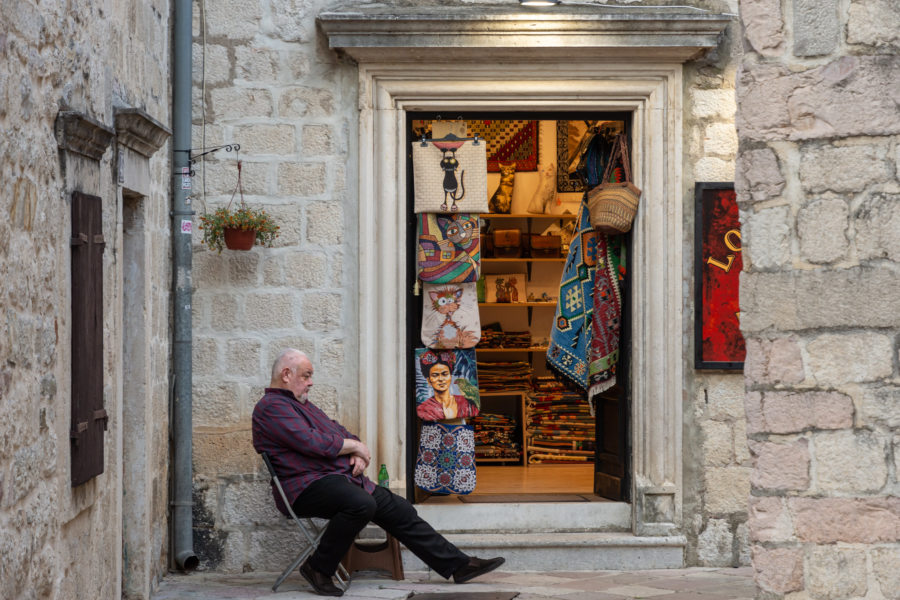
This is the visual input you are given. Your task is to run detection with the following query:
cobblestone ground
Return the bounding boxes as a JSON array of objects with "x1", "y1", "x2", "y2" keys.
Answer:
[{"x1": 153, "y1": 567, "x2": 755, "y2": 599}]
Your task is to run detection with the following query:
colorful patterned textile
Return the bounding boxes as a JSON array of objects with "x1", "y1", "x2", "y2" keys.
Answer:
[
  {"x1": 421, "y1": 282, "x2": 481, "y2": 349},
  {"x1": 412, "y1": 139, "x2": 488, "y2": 213},
  {"x1": 415, "y1": 348, "x2": 480, "y2": 421},
  {"x1": 417, "y1": 213, "x2": 481, "y2": 283},
  {"x1": 546, "y1": 195, "x2": 597, "y2": 391},
  {"x1": 414, "y1": 422, "x2": 477, "y2": 495},
  {"x1": 467, "y1": 120, "x2": 538, "y2": 172},
  {"x1": 588, "y1": 234, "x2": 624, "y2": 407}
]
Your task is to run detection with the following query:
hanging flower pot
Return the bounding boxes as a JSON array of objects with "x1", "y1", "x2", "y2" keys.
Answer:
[
  {"x1": 198, "y1": 160, "x2": 280, "y2": 253},
  {"x1": 223, "y1": 227, "x2": 257, "y2": 251}
]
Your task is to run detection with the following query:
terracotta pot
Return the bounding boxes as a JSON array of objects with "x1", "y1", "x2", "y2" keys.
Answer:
[{"x1": 223, "y1": 227, "x2": 257, "y2": 251}]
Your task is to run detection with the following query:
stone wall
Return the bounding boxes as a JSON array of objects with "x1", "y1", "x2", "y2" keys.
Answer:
[
  {"x1": 737, "y1": 0, "x2": 900, "y2": 597},
  {"x1": 0, "y1": 2, "x2": 172, "y2": 599}
]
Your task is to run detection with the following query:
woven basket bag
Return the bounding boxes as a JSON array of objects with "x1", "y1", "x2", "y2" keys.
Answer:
[{"x1": 587, "y1": 134, "x2": 641, "y2": 235}]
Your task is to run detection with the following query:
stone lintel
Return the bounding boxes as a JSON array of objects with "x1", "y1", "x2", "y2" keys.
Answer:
[
  {"x1": 318, "y1": 5, "x2": 732, "y2": 63},
  {"x1": 55, "y1": 111, "x2": 115, "y2": 161},
  {"x1": 114, "y1": 108, "x2": 172, "y2": 158}
]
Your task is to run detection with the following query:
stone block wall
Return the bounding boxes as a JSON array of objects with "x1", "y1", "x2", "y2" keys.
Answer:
[
  {"x1": 0, "y1": 1, "x2": 172, "y2": 599},
  {"x1": 737, "y1": 0, "x2": 900, "y2": 597},
  {"x1": 188, "y1": 0, "x2": 359, "y2": 572}
]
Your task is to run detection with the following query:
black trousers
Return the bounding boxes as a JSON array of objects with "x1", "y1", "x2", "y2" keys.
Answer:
[{"x1": 292, "y1": 475, "x2": 469, "y2": 578}]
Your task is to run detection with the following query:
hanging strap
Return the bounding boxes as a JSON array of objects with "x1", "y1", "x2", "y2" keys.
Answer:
[{"x1": 600, "y1": 134, "x2": 633, "y2": 185}]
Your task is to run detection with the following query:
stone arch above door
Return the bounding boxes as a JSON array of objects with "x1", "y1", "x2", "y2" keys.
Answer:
[{"x1": 319, "y1": 4, "x2": 730, "y2": 537}]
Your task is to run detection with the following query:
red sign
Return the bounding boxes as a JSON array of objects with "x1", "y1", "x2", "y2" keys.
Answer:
[{"x1": 695, "y1": 183, "x2": 745, "y2": 369}]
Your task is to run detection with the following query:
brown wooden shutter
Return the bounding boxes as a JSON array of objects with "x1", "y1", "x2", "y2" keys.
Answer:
[{"x1": 70, "y1": 191, "x2": 108, "y2": 486}]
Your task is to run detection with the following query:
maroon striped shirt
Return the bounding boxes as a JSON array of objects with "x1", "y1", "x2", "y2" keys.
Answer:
[{"x1": 252, "y1": 387, "x2": 375, "y2": 515}]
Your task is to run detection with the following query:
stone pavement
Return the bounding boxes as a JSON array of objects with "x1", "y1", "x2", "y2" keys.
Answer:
[{"x1": 153, "y1": 567, "x2": 755, "y2": 600}]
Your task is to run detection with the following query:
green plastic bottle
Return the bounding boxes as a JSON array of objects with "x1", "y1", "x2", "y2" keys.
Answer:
[{"x1": 378, "y1": 464, "x2": 389, "y2": 488}]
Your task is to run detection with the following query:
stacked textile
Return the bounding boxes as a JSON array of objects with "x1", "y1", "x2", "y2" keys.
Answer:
[
  {"x1": 472, "y1": 413, "x2": 522, "y2": 461},
  {"x1": 478, "y1": 326, "x2": 532, "y2": 348},
  {"x1": 526, "y1": 377, "x2": 595, "y2": 464},
  {"x1": 477, "y1": 361, "x2": 533, "y2": 392}
]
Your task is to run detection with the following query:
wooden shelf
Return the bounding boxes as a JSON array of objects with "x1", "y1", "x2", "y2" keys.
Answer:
[
  {"x1": 476, "y1": 457, "x2": 523, "y2": 463},
  {"x1": 476, "y1": 346, "x2": 549, "y2": 353},
  {"x1": 479, "y1": 302, "x2": 556, "y2": 307},
  {"x1": 479, "y1": 390, "x2": 529, "y2": 397},
  {"x1": 480, "y1": 213, "x2": 577, "y2": 220},
  {"x1": 483, "y1": 257, "x2": 565, "y2": 263}
]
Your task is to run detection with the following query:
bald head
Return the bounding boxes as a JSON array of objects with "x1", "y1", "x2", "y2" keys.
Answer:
[{"x1": 270, "y1": 348, "x2": 309, "y2": 385}]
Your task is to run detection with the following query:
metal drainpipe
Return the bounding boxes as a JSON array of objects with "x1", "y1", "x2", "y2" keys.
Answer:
[{"x1": 171, "y1": 0, "x2": 199, "y2": 571}]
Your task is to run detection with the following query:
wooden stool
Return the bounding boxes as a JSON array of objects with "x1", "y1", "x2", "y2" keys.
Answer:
[{"x1": 341, "y1": 533, "x2": 404, "y2": 580}]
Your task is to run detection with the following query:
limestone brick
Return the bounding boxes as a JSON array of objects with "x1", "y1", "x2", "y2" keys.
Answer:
[
  {"x1": 699, "y1": 374, "x2": 746, "y2": 420},
  {"x1": 706, "y1": 467, "x2": 752, "y2": 514},
  {"x1": 210, "y1": 87, "x2": 274, "y2": 120},
  {"x1": 211, "y1": 293, "x2": 240, "y2": 331},
  {"x1": 738, "y1": 57, "x2": 900, "y2": 140},
  {"x1": 744, "y1": 337, "x2": 805, "y2": 386},
  {"x1": 310, "y1": 384, "x2": 339, "y2": 417},
  {"x1": 750, "y1": 439, "x2": 810, "y2": 491},
  {"x1": 739, "y1": 272, "x2": 799, "y2": 333},
  {"x1": 279, "y1": 87, "x2": 336, "y2": 119},
  {"x1": 264, "y1": 204, "x2": 303, "y2": 247},
  {"x1": 267, "y1": 337, "x2": 317, "y2": 368},
  {"x1": 703, "y1": 420, "x2": 735, "y2": 467},
  {"x1": 755, "y1": 391, "x2": 854, "y2": 435},
  {"x1": 204, "y1": 0, "x2": 263, "y2": 39},
  {"x1": 194, "y1": 247, "x2": 229, "y2": 286},
  {"x1": 248, "y1": 527, "x2": 316, "y2": 572},
  {"x1": 743, "y1": 205, "x2": 791, "y2": 270},
  {"x1": 221, "y1": 480, "x2": 283, "y2": 527},
  {"x1": 226, "y1": 338, "x2": 262, "y2": 377},
  {"x1": 193, "y1": 337, "x2": 220, "y2": 377},
  {"x1": 269, "y1": 0, "x2": 315, "y2": 43},
  {"x1": 284, "y1": 48, "x2": 311, "y2": 80},
  {"x1": 703, "y1": 122, "x2": 738, "y2": 156},
  {"x1": 814, "y1": 429, "x2": 888, "y2": 493},
  {"x1": 234, "y1": 124, "x2": 296, "y2": 155},
  {"x1": 301, "y1": 293, "x2": 342, "y2": 332},
  {"x1": 690, "y1": 88, "x2": 736, "y2": 120},
  {"x1": 800, "y1": 143, "x2": 892, "y2": 195},
  {"x1": 739, "y1": 0, "x2": 784, "y2": 57},
  {"x1": 277, "y1": 161, "x2": 327, "y2": 197},
  {"x1": 282, "y1": 251, "x2": 327, "y2": 289},
  {"x1": 745, "y1": 391, "x2": 765, "y2": 434},
  {"x1": 693, "y1": 156, "x2": 734, "y2": 182},
  {"x1": 228, "y1": 252, "x2": 261, "y2": 286},
  {"x1": 807, "y1": 333, "x2": 893, "y2": 385},
  {"x1": 790, "y1": 497, "x2": 900, "y2": 543},
  {"x1": 871, "y1": 546, "x2": 900, "y2": 600},
  {"x1": 796, "y1": 268, "x2": 900, "y2": 330},
  {"x1": 736, "y1": 523, "x2": 751, "y2": 566},
  {"x1": 855, "y1": 193, "x2": 900, "y2": 263},
  {"x1": 858, "y1": 386, "x2": 900, "y2": 428},
  {"x1": 244, "y1": 293, "x2": 295, "y2": 331},
  {"x1": 734, "y1": 419, "x2": 750, "y2": 465},
  {"x1": 193, "y1": 123, "x2": 226, "y2": 150},
  {"x1": 302, "y1": 124, "x2": 335, "y2": 157},
  {"x1": 752, "y1": 545, "x2": 803, "y2": 594},
  {"x1": 307, "y1": 201, "x2": 344, "y2": 245},
  {"x1": 193, "y1": 381, "x2": 242, "y2": 427},
  {"x1": 319, "y1": 339, "x2": 346, "y2": 379},
  {"x1": 797, "y1": 198, "x2": 849, "y2": 264},
  {"x1": 235, "y1": 46, "x2": 279, "y2": 82},
  {"x1": 697, "y1": 518, "x2": 734, "y2": 567},
  {"x1": 197, "y1": 160, "x2": 271, "y2": 196},
  {"x1": 848, "y1": 0, "x2": 900, "y2": 47},
  {"x1": 193, "y1": 429, "x2": 259, "y2": 476},
  {"x1": 793, "y1": 0, "x2": 839, "y2": 57},
  {"x1": 749, "y1": 496, "x2": 794, "y2": 543},
  {"x1": 807, "y1": 546, "x2": 868, "y2": 600},
  {"x1": 193, "y1": 43, "x2": 230, "y2": 85}
]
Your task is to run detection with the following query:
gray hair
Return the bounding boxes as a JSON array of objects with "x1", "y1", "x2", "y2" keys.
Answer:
[{"x1": 271, "y1": 348, "x2": 309, "y2": 382}]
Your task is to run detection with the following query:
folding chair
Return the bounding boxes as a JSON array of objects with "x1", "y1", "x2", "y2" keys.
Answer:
[{"x1": 261, "y1": 452, "x2": 351, "y2": 592}]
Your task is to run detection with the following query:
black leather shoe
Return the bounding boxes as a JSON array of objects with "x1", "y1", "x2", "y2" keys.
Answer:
[
  {"x1": 453, "y1": 556, "x2": 506, "y2": 583},
  {"x1": 299, "y1": 560, "x2": 344, "y2": 596}
]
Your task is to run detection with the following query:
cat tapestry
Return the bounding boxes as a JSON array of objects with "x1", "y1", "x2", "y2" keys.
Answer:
[
  {"x1": 417, "y1": 213, "x2": 481, "y2": 284},
  {"x1": 414, "y1": 348, "x2": 480, "y2": 422},
  {"x1": 412, "y1": 138, "x2": 489, "y2": 214},
  {"x1": 421, "y1": 282, "x2": 481, "y2": 349}
]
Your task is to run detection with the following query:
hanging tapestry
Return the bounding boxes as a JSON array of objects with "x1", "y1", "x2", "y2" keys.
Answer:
[
  {"x1": 588, "y1": 233, "x2": 625, "y2": 411},
  {"x1": 413, "y1": 120, "x2": 539, "y2": 172},
  {"x1": 421, "y1": 282, "x2": 481, "y2": 349},
  {"x1": 412, "y1": 138, "x2": 488, "y2": 213},
  {"x1": 414, "y1": 348, "x2": 480, "y2": 421},
  {"x1": 546, "y1": 195, "x2": 596, "y2": 391},
  {"x1": 416, "y1": 213, "x2": 481, "y2": 283},
  {"x1": 414, "y1": 422, "x2": 476, "y2": 495},
  {"x1": 556, "y1": 120, "x2": 625, "y2": 192}
]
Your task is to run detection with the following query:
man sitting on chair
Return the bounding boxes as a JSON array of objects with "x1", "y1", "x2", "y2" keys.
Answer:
[{"x1": 252, "y1": 348, "x2": 505, "y2": 597}]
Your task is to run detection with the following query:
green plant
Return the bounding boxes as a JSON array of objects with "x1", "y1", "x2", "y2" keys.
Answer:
[{"x1": 199, "y1": 205, "x2": 280, "y2": 253}]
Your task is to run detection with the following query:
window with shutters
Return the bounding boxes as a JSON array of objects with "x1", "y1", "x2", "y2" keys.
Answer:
[{"x1": 70, "y1": 191, "x2": 108, "y2": 486}]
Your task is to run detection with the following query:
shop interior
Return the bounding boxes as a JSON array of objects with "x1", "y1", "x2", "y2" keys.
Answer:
[{"x1": 406, "y1": 113, "x2": 631, "y2": 503}]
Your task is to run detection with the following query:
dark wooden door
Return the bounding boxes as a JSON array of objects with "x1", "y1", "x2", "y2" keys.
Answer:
[{"x1": 71, "y1": 191, "x2": 108, "y2": 486}]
